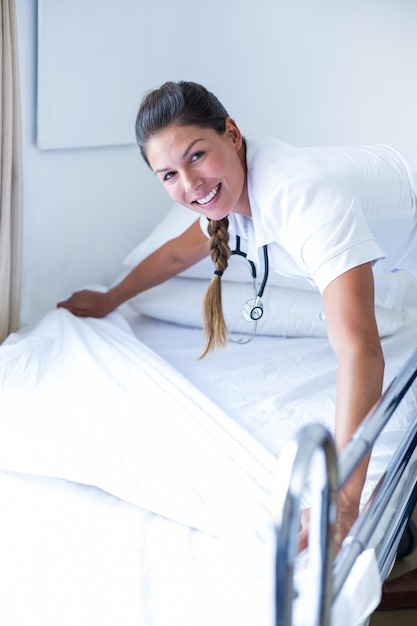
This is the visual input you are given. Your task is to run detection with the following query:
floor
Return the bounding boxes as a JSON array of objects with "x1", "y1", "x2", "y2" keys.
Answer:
[{"x1": 370, "y1": 506, "x2": 417, "y2": 625}]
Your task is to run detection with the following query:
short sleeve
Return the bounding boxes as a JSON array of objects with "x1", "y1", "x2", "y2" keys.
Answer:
[{"x1": 273, "y1": 180, "x2": 386, "y2": 292}]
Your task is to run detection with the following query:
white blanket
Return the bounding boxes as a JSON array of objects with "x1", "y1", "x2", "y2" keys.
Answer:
[
  {"x1": 0, "y1": 308, "x2": 391, "y2": 625},
  {"x1": 0, "y1": 308, "x2": 274, "y2": 543}
]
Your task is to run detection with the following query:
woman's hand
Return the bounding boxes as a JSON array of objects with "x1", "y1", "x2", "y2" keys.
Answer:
[
  {"x1": 335, "y1": 489, "x2": 360, "y2": 552},
  {"x1": 298, "y1": 493, "x2": 360, "y2": 555},
  {"x1": 57, "y1": 290, "x2": 113, "y2": 318}
]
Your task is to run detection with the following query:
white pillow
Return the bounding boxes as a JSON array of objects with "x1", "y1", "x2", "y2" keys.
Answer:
[
  {"x1": 128, "y1": 276, "x2": 405, "y2": 339},
  {"x1": 123, "y1": 204, "x2": 317, "y2": 291},
  {"x1": 123, "y1": 203, "x2": 409, "y2": 309}
]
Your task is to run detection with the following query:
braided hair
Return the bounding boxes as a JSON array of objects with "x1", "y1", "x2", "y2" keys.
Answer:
[{"x1": 199, "y1": 216, "x2": 231, "y2": 358}]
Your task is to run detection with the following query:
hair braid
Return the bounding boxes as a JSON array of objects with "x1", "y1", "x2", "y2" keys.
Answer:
[{"x1": 199, "y1": 217, "x2": 231, "y2": 359}]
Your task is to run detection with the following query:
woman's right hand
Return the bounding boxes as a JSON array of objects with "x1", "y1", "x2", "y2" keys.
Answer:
[{"x1": 57, "y1": 289, "x2": 113, "y2": 318}]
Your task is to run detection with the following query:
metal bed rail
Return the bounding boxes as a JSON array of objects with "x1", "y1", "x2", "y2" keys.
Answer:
[
  {"x1": 274, "y1": 423, "x2": 338, "y2": 626},
  {"x1": 333, "y1": 346, "x2": 417, "y2": 597},
  {"x1": 274, "y1": 346, "x2": 417, "y2": 626},
  {"x1": 333, "y1": 420, "x2": 417, "y2": 594}
]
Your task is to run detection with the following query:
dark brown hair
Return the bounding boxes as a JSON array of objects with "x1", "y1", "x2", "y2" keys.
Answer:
[{"x1": 136, "y1": 81, "x2": 229, "y2": 164}]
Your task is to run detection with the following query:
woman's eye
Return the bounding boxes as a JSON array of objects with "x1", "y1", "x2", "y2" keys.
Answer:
[
  {"x1": 164, "y1": 171, "x2": 175, "y2": 181},
  {"x1": 191, "y1": 151, "x2": 204, "y2": 163}
]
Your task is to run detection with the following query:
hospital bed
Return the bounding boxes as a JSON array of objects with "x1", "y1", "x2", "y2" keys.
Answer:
[{"x1": 1, "y1": 204, "x2": 417, "y2": 626}]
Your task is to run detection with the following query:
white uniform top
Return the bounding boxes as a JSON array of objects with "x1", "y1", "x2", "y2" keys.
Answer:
[{"x1": 215, "y1": 136, "x2": 417, "y2": 293}]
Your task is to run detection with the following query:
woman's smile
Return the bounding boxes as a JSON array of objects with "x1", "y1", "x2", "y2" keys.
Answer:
[{"x1": 194, "y1": 183, "x2": 221, "y2": 206}]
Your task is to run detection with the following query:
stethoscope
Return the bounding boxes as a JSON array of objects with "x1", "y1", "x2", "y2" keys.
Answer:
[
  {"x1": 227, "y1": 236, "x2": 325, "y2": 343},
  {"x1": 229, "y1": 236, "x2": 269, "y2": 343}
]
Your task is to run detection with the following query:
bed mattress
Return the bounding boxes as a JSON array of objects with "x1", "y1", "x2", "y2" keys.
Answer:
[{"x1": 1, "y1": 295, "x2": 416, "y2": 626}]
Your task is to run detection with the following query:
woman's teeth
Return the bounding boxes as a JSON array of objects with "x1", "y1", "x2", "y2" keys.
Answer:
[{"x1": 196, "y1": 184, "x2": 220, "y2": 205}]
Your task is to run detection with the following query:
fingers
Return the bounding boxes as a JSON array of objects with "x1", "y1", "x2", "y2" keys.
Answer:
[
  {"x1": 60, "y1": 290, "x2": 111, "y2": 318},
  {"x1": 56, "y1": 302, "x2": 89, "y2": 317},
  {"x1": 56, "y1": 299, "x2": 73, "y2": 310},
  {"x1": 297, "y1": 508, "x2": 310, "y2": 552},
  {"x1": 57, "y1": 293, "x2": 83, "y2": 313},
  {"x1": 56, "y1": 290, "x2": 102, "y2": 317},
  {"x1": 296, "y1": 504, "x2": 358, "y2": 555}
]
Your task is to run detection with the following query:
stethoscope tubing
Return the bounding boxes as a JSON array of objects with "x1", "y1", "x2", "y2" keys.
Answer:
[{"x1": 231, "y1": 235, "x2": 269, "y2": 300}]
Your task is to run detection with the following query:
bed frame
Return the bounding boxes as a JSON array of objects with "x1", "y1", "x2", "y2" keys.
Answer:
[{"x1": 275, "y1": 347, "x2": 417, "y2": 625}]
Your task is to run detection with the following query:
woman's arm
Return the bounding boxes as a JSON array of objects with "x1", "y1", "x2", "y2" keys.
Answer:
[
  {"x1": 57, "y1": 218, "x2": 210, "y2": 317},
  {"x1": 322, "y1": 262, "x2": 385, "y2": 547}
]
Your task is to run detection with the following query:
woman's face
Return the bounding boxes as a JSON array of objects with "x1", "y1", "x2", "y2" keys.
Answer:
[{"x1": 145, "y1": 118, "x2": 250, "y2": 220}]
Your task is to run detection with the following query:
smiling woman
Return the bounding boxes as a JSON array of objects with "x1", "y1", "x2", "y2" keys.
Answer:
[
  {"x1": 135, "y1": 81, "x2": 253, "y2": 355},
  {"x1": 58, "y1": 79, "x2": 417, "y2": 561}
]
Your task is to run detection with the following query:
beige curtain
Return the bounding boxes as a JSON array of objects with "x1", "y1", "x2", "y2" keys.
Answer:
[{"x1": 0, "y1": 0, "x2": 23, "y2": 343}]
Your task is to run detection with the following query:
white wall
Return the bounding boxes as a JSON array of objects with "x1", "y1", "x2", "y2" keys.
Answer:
[
  {"x1": 16, "y1": 0, "x2": 171, "y2": 326},
  {"x1": 16, "y1": 0, "x2": 417, "y2": 326}
]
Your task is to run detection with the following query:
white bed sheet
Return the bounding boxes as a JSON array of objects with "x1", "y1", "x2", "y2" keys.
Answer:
[
  {"x1": 0, "y1": 470, "x2": 273, "y2": 626},
  {"x1": 0, "y1": 309, "x2": 275, "y2": 626},
  {"x1": 0, "y1": 309, "x2": 276, "y2": 542},
  {"x1": 124, "y1": 304, "x2": 417, "y2": 507},
  {"x1": 1, "y1": 299, "x2": 416, "y2": 626}
]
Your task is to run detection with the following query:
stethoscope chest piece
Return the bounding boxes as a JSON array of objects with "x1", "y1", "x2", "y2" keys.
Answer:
[
  {"x1": 230, "y1": 236, "x2": 269, "y2": 331},
  {"x1": 241, "y1": 296, "x2": 264, "y2": 321}
]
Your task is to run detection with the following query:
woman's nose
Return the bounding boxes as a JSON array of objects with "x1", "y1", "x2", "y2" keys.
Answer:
[{"x1": 182, "y1": 170, "x2": 202, "y2": 193}]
